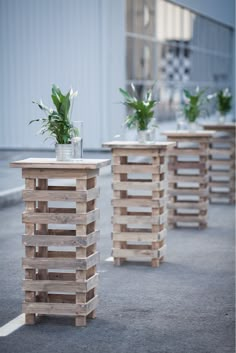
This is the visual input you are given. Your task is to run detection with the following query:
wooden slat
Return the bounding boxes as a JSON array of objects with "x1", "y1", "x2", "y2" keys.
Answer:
[
  {"x1": 23, "y1": 274, "x2": 98, "y2": 293},
  {"x1": 22, "y1": 252, "x2": 99, "y2": 270},
  {"x1": 22, "y1": 169, "x2": 100, "y2": 179},
  {"x1": 168, "y1": 162, "x2": 206, "y2": 170},
  {"x1": 112, "y1": 196, "x2": 166, "y2": 208},
  {"x1": 112, "y1": 164, "x2": 166, "y2": 174},
  {"x1": 113, "y1": 212, "x2": 167, "y2": 225},
  {"x1": 112, "y1": 180, "x2": 166, "y2": 191},
  {"x1": 22, "y1": 209, "x2": 99, "y2": 225},
  {"x1": 10, "y1": 158, "x2": 111, "y2": 170},
  {"x1": 168, "y1": 188, "x2": 208, "y2": 196},
  {"x1": 209, "y1": 181, "x2": 232, "y2": 188},
  {"x1": 103, "y1": 141, "x2": 175, "y2": 149},
  {"x1": 208, "y1": 160, "x2": 234, "y2": 166},
  {"x1": 168, "y1": 175, "x2": 208, "y2": 183},
  {"x1": 22, "y1": 187, "x2": 100, "y2": 202},
  {"x1": 168, "y1": 148, "x2": 207, "y2": 156},
  {"x1": 112, "y1": 229, "x2": 166, "y2": 242},
  {"x1": 23, "y1": 231, "x2": 99, "y2": 247},
  {"x1": 168, "y1": 214, "x2": 206, "y2": 222},
  {"x1": 113, "y1": 248, "x2": 159, "y2": 258},
  {"x1": 22, "y1": 296, "x2": 98, "y2": 316},
  {"x1": 112, "y1": 148, "x2": 164, "y2": 157},
  {"x1": 168, "y1": 201, "x2": 208, "y2": 209}
]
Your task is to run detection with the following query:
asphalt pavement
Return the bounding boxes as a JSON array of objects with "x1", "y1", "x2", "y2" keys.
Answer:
[{"x1": 0, "y1": 122, "x2": 235, "y2": 353}]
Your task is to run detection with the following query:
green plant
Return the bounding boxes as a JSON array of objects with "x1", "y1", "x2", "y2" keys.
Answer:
[
  {"x1": 183, "y1": 87, "x2": 209, "y2": 122},
  {"x1": 216, "y1": 88, "x2": 232, "y2": 116},
  {"x1": 119, "y1": 83, "x2": 157, "y2": 131},
  {"x1": 30, "y1": 84, "x2": 78, "y2": 144}
]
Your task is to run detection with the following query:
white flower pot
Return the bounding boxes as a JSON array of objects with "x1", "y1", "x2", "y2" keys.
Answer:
[{"x1": 55, "y1": 144, "x2": 72, "y2": 161}]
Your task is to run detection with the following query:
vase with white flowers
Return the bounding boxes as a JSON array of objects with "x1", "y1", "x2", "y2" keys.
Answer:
[
  {"x1": 183, "y1": 87, "x2": 211, "y2": 130},
  {"x1": 119, "y1": 83, "x2": 158, "y2": 143},
  {"x1": 216, "y1": 88, "x2": 232, "y2": 123},
  {"x1": 30, "y1": 84, "x2": 78, "y2": 160}
]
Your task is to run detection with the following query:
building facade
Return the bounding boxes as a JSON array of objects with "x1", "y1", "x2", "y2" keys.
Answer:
[{"x1": 0, "y1": 0, "x2": 234, "y2": 150}]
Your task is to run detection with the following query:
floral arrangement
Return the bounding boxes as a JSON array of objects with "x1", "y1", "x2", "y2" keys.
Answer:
[
  {"x1": 30, "y1": 84, "x2": 78, "y2": 144},
  {"x1": 119, "y1": 83, "x2": 157, "y2": 131},
  {"x1": 216, "y1": 88, "x2": 232, "y2": 116}
]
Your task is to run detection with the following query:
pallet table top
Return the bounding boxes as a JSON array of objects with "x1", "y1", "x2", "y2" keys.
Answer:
[
  {"x1": 162, "y1": 130, "x2": 216, "y2": 138},
  {"x1": 102, "y1": 141, "x2": 175, "y2": 149},
  {"x1": 10, "y1": 158, "x2": 111, "y2": 170},
  {"x1": 201, "y1": 123, "x2": 236, "y2": 131}
]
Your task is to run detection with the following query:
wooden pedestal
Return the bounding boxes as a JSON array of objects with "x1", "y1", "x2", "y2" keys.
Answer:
[
  {"x1": 102, "y1": 141, "x2": 174, "y2": 267},
  {"x1": 162, "y1": 131, "x2": 215, "y2": 229},
  {"x1": 10, "y1": 158, "x2": 110, "y2": 327},
  {"x1": 202, "y1": 123, "x2": 235, "y2": 204}
]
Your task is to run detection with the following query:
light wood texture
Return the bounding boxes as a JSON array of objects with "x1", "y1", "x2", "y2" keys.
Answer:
[
  {"x1": 202, "y1": 123, "x2": 235, "y2": 203},
  {"x1": 10, "y1": 158, "x2": 109, "y2": 327},
  {"x1": 164, "y1": 131, "x2": 215, "y2": 229},
  {"x1": 10, "y1": 158, "x2": 111, "y2": 169},
  {"x1": 104, "y1": 141, "x2": 173, "y2": 267}
]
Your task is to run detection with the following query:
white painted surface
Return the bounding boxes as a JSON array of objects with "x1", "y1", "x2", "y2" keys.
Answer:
[{"x1": 0, "y1": 314, "x2": 25, "y2": 337}]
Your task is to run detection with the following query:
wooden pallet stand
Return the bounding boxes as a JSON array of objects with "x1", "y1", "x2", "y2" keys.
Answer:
[
  {"x1": 102, "y1": 141, "x2": 175, "y2": 267},
  {"x1": 10, "y1": 158, "x2": 110, "y2": 327},
  {"x1": 162, "y1": 131, "x2": 215, "y2": 229},
  {"x1": 202, "y1": 123, "x2": 235, "y2": 204}
]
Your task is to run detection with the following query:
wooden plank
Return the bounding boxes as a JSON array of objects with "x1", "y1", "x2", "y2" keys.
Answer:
[
  {"x1": 23, "y1": 231, "x2": 99, "y2": 247},
  {"x1": 103, "y1": 141, "x2": 175, "y2": 149},
  {"x1": 208, "y1": 160, "x2": 234, "y2": 166},
  {"x1": 112, "y1": 180, "x2": 166, "y2": 191},
  {"x1": 22, "y1": 252, "x2": 99, "y2": 270},
  {"x1": 168, "y1": 201, "x2": 208, "y2": 209},
  {"x1": 112, "y1": 196, "x2": 166, "y2": 208},
  {"x1": 113, "y1": 248, "x2": 159, "y2": 258},
  {"x1": 209, "y1": 170, "x2": 234, "y2": 177},
  {"x1": 23, "y1": 274, "x2": 98, "y2": 293},
  {"x1": 48, "y1": 272, "x2": 75, "y2": 281},
  {"x1": 167, "y1": 148, "x2": 207, "y2": 156},
  {"x1": 210, "y1": 148, "x2": 234, "y2": 156},
  {"x1": 22, "y1": 188, "x2": 100, "y2": 202},
  {"x1": 209, "y1": 181, "x2": 232, "y2": 188},
  {"x1": 112, "y1": 164, "x2": 163, "y2": 174},
  {"x1": 22, "y1": 296, "x2": 98, "y2": 316},
  {"x1": 10, "y1": 158, "x2": 111, "y2": 170},
  {"x1": 112, "y1": 229, "x2": 166, "y2": 242},
  {"x1": 23, "y1": 169, "x2": 99, "y2": 179},
  {"x1": 168, "y1": 175, "x2": 208, "y2": 183},
  {"x1": 168, "y1": 188, "x2": 208, "y2": 196},
  {"x1": 113, "y1": 212, "x2": 167, "y2": 225},
  {"x1": 163, "y1": 130, "x2": 215, "y2": 138},
  {"x1": 22, "y1": 209, "x2": 99, "y2": 225},
  {"x1": 168, "y1": 162, "x2": 206, "y2": 170},
  {"x1": 168, "y1": 214, "x2": 206, "y2": 222},
  {"x1": 112, "y1": 149, "x2": 164, "y2": 157}
]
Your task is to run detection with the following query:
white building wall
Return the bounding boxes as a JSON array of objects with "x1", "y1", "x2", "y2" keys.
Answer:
[{"x1": 0, "y1": 0, "x2": 125, "y2": 150}]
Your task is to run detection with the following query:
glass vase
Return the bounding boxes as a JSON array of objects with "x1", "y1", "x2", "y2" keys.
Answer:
[{"x1": 71, "y1": 121, "x2": 83, "y2": 160}]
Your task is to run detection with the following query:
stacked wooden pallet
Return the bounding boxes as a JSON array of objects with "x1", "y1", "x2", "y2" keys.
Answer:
[
  {"x1": 103, "y1": 141, "x2": 174, "y2": 267},
  {"x1": 163, "y1": 131, "x2": 215, "y2": 229},
  {"x1": 10, "y1": 158, "x2": 110, "y2": 326},
  {"x1": 202, "y1": 123, "x2": 235, "y2": 204}
]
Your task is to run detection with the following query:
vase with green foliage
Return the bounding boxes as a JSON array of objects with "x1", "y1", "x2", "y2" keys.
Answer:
[
  {"x1": 30, "y1": 84, "x2": 78, "y2": 160},
  {"x1": 216, "y1": 88, "x2": 232, "y2": 123},
  {"x1": 183, "y1": 87, "x2": 209, "y2": 130},
  {"x1": 119, "y1": 83, "x2": 158, "y2": 142}
]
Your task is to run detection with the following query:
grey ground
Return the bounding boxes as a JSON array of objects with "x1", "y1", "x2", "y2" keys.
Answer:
[{"x1": 0, "y1": 143, "x2": 235, "y2": 353}]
